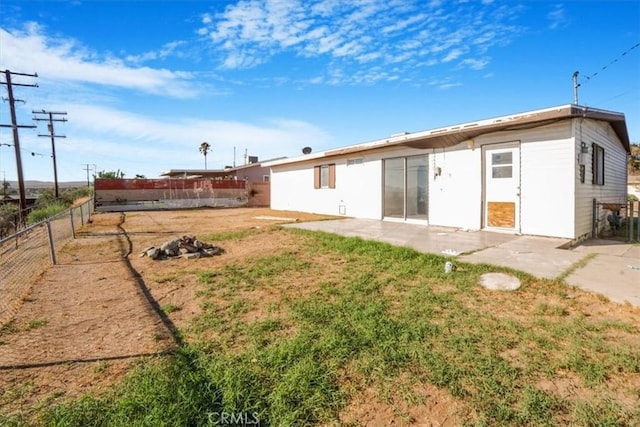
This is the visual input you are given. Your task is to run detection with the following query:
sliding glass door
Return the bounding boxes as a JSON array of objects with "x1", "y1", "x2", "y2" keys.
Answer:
[
  {"x1": 383, "y1": 158, "x2": 405, "y2": 218},
  {"x1": 383, "y1": 155, "x2": 428, "y2": 221}
]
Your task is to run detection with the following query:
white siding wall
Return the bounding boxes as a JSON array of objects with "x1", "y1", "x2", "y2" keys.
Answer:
[
  {"x1": 573, "y1": 119, "x2": 628, "y2": 239},
  {"x1": 476, "y1": 122, "x2": 575, "y2": 238},
  {"x1": 270, "y1": 118, "x2": 627, "y2": 240},
  {"x1": 428, "y1": 144, "x2": 482, "y2": 229}
]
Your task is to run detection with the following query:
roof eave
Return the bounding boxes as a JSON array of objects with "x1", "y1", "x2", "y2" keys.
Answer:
[{"x1": 267, "y1": 104, "x2": 631, "y2": 167}]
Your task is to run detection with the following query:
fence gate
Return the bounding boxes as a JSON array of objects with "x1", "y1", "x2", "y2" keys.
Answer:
[{"x1": 592, "y1": 198, "x2": 640, "y2": 242}]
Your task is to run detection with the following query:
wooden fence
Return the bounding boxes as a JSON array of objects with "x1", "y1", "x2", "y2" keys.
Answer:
[{"x1": 95, "y1": 178, "x2": 269, "y2": 211}]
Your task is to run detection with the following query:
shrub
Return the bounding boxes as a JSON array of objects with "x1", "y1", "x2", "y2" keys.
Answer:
[{"x1": 26, "y1": 203, "x2": 67, "y2": 224}]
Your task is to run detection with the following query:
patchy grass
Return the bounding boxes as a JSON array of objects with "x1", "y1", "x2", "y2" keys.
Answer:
[
  {"x1": 160, "y1": 303, "x2": 181, "y2": 314},
  {"x1": 201, "y1": 227, "x2": 266, "y2": 242},
  {"x1": 25, "y1": 319, "x2": 48, "y2": 331},
  {"x1": 31, "y1": 228, "x2": 640, "y2": 426}
]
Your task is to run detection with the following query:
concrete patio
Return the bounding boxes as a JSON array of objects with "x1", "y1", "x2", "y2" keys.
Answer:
[{"x1": 286, "y1": 218, "x2": 640, "y2": 307}]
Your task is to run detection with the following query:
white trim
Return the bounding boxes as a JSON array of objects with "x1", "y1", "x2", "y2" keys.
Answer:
[{"x1": 482, "y1": 143, "x2": 521, "y2": 233}]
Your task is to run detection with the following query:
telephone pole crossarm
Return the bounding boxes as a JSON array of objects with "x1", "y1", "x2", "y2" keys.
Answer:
[{"x1": 0, "y1": 124, "x2": 36, "y2": 128}]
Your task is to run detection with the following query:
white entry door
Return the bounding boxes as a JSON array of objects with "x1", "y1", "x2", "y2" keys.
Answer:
[{"x1": 484, "y1": 145, "x2": 520, "y2": 231}]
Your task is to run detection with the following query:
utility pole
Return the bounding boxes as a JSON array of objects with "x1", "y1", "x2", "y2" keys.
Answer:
[
  {"x1": 83, "y1": 164, "x2": 92, "y2": 187},
  {"x1": 0, "y1": 70, "x2": 38, "y2": 223},
  {"x1": 33, "y1": 110, "x2": 67, "y2": 199}
]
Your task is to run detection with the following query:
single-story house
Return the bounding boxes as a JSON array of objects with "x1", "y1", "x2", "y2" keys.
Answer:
[
  {"x1": 161, "y1": 156, "x2": 284, "y2": 182},
  {"x1": 265, "y1": 104, "x2": 631, "y2": 241}
]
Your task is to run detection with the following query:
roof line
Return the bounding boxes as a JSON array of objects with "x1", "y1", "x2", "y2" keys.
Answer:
[{"x1": 264, "y1": 104, "x2": 629, "y2": 167}]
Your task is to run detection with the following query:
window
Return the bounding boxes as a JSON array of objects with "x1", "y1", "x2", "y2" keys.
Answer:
[
  {"x1": 491, "y1": 152, "x2": 512, "y2": 179},
  {"x1": 592, "y1": 143, "x2": 605, "y2": 185},
  {"x1": 262, "y1": 175, "x2": 270, "y2": 182},
  {"x1": 347, "y1": 158, "x2": 363, "y2": 166},
  {"x1": 320, "y1": 165, "x2": 329, "y2": 187},
  {"x1": 314, "y1": 164, "x2": 335, "y2": 189}
]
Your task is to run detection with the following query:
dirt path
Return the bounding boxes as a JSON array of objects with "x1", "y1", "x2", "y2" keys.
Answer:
[{"x1": 0, "y1": 213, "x2": 178, "y2": 415}]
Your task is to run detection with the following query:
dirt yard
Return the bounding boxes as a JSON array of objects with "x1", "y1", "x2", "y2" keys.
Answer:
[
  {"x1": 1, "y1": 207, "x2": 639, "y2": 426},
  {"x1": 0, "y1": 208, "x2": 330, "y2": 418}
]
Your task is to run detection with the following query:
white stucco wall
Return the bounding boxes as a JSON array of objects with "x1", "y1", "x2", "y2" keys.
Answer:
[
  {"x1": 269, "y1": 155, "x2": 383, "y2": 219},
  {"x1": 428, "y1": 143, "x2": 482, "y2": 230}
]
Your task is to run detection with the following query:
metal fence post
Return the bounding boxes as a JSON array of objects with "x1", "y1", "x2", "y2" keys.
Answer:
[
  {"x1": 70, "y1": 208, "x2": 76, "y2": 239},
  {"x1": 592, "y1": 198, "x2": 597, "y2": 239},
  {"x1": 629, "y1": 200, "x2": 635, "y2": 242},
  {"x1": 45, "y1": 219, "x2": 57, "y2": 265}
]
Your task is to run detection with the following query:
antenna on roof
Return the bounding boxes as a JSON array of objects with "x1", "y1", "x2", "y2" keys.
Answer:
[
  {"x1": 302, "y1": 146, "x2": 312, "y2": 155},
  {"x1": 573, "y1": 71, "x2": 580, "y2": 104}
]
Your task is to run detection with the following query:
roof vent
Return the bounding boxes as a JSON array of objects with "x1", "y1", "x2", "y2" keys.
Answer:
[
  {"x1": 390, "y1": 131, "x2": 410, "y2": 138},
  {"x1": 302, "y1": 146, "x2": 312, "y2": 154}
]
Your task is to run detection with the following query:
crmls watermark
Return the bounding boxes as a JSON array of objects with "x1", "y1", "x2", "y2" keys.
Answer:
[{"x1": 207, "y1": 411, "x2": 260, "y2": 426}]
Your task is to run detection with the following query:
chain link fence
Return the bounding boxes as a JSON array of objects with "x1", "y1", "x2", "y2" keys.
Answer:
[
  {"x1": 0, "y1": 199, "x2": 93, "y2": 327},
  {"x1": 592, "y1": 198, "x2": 640, "y2": 241}
]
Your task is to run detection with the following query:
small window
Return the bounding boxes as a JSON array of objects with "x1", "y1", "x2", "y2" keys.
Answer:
[
  {"x1": 492, "y1": 152, "x2": 512, "y2": 165},
  {"x1": 491, "y1": 151, "x2": 513, "y2": 179},
  {"x1": 592, "y1": 143, "x2": 605, "y2": 185},
  {"x1": 492, "y1": 166, "x2": 512, "y2": 178},
  {"x1": 320, "y1": 165, "x2": 329, "y2": 187},
  {"x1": 263, "y1": 175, "x2": 270, "y2": 182},
  {"x1": 314, "y1": 164, "x2": 336, "y2": 189},
  {"x1": 347, "y1": 158, "x2": 363, "y2": 166}
]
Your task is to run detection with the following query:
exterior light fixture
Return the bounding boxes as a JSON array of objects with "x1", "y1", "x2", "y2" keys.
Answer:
[{"x1": 579, "y1": 141, "x2": 589, "y2": 165}]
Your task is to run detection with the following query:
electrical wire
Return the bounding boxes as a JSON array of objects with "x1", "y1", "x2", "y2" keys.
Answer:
[{"x1": 580, "y1": 42, "x2": 640, "y2": 85}]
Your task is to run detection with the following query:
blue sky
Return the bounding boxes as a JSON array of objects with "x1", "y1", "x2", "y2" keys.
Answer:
[{"x1": 0, "y1": 0, "x2": 638, "y2": 182}]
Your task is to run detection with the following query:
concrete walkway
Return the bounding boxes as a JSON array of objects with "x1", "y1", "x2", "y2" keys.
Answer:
[{"x1": 286, "y1": 218, "x2": 640, "y2": 307}]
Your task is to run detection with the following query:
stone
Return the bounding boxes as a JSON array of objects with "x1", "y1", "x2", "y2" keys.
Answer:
[
  {"x1": 160, "y1": 238, "x2": 181, "y2": 253},
  {"x1": 180, "y1": 243, "x2": 199, "y2": 253},
  {"x1": 146, "y1": 247, "x2": 161, "y2": 260},
  {"x1": 145, "y1": 235, "x2": 223, "y2": 260},
  {"x1": 479, "y1": 273, "x2": 521, "y2": 291}
]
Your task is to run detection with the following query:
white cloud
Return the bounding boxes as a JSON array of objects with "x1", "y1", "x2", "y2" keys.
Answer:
[
  {"x1": 442, "y1": 48, "x2": 464, "y2": 63},
  {"x1": 202, "y1": 0, "x2": 526, "y2": 84},
  {"x1": 460, "y1": 57, "x2": 489, "y2": 70},
  {"x1": 51, "y1": 104, "x2": 333, "y2": 177},
  {"x1": 125, "y1": 41, "x2": 187, "y2": 64},
  {"x1": 0, "y1": 24, "x2": 199, "y2": 98},
  {"x1": 202, "y1": 13, "x2": 213, "y2": 24},
  {"x1": 547, "y1": 4, "x2": 567, "y2": 30}
]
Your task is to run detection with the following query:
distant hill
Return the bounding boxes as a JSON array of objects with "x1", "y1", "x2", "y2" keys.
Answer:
[{"x1": 5, "y1": 181, "x2": 88, "y2": 189}]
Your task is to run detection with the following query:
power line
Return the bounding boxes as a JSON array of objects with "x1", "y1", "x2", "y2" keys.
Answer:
[
  {"x1": 581, "y1": 42, "x2": 640, "y2": 84},
  {"x1": 572, "y1": 42, "x2": 639, "y2": 104}
]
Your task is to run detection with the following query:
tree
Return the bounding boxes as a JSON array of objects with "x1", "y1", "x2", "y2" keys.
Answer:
[
  {"x1": 96, "y1": 170, "x2": 125, "y2": 179},
  {"x1": 0, "y1": 203, "x2": 19, "y2": 238},
  {"x1": 2, "y1": 179, "x2": 9, "y2": 200},
  {"x1": 629, "y1": 143, "x2": 640, "y2": 174},
  {"x1": 199, "y1": 142, "x2": 211, "y2": 170}
]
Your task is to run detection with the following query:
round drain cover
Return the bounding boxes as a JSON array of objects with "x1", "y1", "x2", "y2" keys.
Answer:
[{"x1": 479, "y1": 273, "x2": 521, "y2": 291}]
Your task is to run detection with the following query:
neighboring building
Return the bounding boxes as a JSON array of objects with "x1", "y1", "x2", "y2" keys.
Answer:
[
  {"x1": 161, "y1": 157, "x2": 283, "y2": 182},
  {"x1": 265, "y1": 105, "x2": 631, "y2": 241}
]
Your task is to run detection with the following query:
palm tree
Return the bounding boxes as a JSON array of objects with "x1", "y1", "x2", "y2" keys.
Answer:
[{"x1": 199, "y1": 142, "x2": 211, "y2": 170}]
